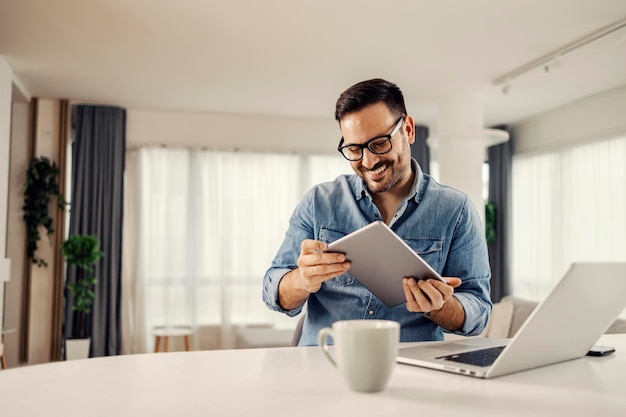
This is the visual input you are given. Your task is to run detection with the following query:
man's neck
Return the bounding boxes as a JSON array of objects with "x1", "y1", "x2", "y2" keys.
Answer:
[{"x1": 372, "y1": 170, "x2": 415, "y2": 224}]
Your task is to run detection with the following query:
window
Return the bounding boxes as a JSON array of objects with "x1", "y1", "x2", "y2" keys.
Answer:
[
  {"x1": 135, "y1": 148, "x2": 352, "y2": 347},
  {"x1": 511, "y1": 135, "x2": 626, "y2": 314}
]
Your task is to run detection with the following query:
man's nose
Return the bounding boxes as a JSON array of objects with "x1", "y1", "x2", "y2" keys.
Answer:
[{"x1": 360, "y1": 148, "x2": 380, "y2": 169}]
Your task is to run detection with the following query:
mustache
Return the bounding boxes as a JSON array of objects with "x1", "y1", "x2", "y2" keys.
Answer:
[{"x1": 360, "y1": 161, "x2": 389, "y2": 172}]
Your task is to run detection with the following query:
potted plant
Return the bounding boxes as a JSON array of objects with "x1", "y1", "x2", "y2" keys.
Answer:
[
  {"x1": 23, "y1": 156, "x2": 66, "y2": 267},
  {"x1": 62, "y1": 234, "x2": 103, "y2": 359},
  {"x1": 485, "y1": 201, "x2": 497, "y2": 245}
]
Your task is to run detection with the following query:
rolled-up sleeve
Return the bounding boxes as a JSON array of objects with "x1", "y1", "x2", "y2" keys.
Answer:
[
  {"x1": 263, "y1": 268, "x2": 304, "y2": 317},
  {"x1": 263, "y1": 192, "x2": 314, "y2": 317}
]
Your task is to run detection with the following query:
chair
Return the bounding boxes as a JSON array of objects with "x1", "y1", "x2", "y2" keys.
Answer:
[{"x1": 291, "y1": 315, "x2": 305, "y2": 347}]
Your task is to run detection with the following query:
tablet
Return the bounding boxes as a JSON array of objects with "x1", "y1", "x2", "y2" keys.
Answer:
[{"x1": 325, "y1": 221, "x2": 444, "y2": 307}]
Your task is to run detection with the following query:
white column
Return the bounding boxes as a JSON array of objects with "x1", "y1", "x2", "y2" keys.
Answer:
[
  {"x1": 0, "y1": 56, "x2": 13, "y2": 336},
  {"x1": 428, "y1": 93, "x2": 508, "y2": 226}
]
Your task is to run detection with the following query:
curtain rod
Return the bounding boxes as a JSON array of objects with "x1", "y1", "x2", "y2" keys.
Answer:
[
  {"x1": 491, "y1": 17, "x2": 626, "y2": 87},
  {"x1": 125, "y1": 144, "x2": 322, "y2": 156}
]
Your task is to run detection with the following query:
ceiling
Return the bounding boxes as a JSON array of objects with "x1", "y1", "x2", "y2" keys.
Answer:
[{"x1": 1, "y1": 0, "x2": 626, "y2": 127}]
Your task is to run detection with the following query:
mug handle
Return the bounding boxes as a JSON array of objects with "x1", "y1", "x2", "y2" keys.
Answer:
[{"x1": 318, "y1": 327, "x2": 337, "y2": 368}]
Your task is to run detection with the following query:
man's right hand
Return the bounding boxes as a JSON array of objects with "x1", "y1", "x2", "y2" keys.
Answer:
[{"x1": 278, "y1": 239, "x2": 351, "y2": 309}]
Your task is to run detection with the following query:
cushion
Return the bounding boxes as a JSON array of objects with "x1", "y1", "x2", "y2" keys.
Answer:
[
  {"x1": 508, "y1": 297, "x2": 539, "y2": 337},
  {"x1": 606, "y1": 317, "x2": 626, "y2": 334},
  {"x1": 485, "y1": 296, "x2": 514, "y2": 338}
]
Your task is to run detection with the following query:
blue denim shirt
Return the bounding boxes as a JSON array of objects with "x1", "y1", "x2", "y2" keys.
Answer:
[{"x1": 263, "y1": 160, "x2": 492, "y2": 346}]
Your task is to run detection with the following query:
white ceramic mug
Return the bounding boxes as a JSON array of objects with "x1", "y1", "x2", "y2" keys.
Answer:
[{"x1": 318, "y1": 319, "x2": 400, "y2": 393}]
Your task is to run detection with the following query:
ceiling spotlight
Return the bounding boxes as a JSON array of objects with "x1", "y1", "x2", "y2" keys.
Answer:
[
  {"x1": 501, "y1": 82, "x2": 511, "y2": 95},
  {"x1": 544, "y1": 56, "x2": 562, "y2": 73}
]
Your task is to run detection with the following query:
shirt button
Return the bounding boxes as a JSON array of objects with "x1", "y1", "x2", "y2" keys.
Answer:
[{"x1": 368, "y1": 310, "x2": 374, "y2": 315}]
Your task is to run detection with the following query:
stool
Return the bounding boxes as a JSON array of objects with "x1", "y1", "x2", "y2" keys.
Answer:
[{"x1": 151, "y1": 326, "x2": 193, "y2": 352}]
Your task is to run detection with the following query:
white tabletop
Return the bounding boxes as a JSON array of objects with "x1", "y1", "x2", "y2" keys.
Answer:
[{"x1": 1, "y1": 334, "x2": 625, "y2": 417}]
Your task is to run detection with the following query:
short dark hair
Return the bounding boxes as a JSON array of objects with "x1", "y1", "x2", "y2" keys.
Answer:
[{"x1": 334, "y1": 78, "x2": 407, "y2": 122}]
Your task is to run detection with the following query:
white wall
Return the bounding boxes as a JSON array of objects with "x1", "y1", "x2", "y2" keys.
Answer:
[
  {"x1": 127, "y1": 109, "x2": 340, "y2": 154},
  {"x1": 513, "y1": 84, "x2": 626, "y2": 154},
  {"x1": 128, "y1": 84, "x2": 626, "y2": 185}
]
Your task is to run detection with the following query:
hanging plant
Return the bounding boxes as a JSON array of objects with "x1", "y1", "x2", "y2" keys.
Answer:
[{"x1": 22, "y1": 156, "x2": 66, "y2": 267}]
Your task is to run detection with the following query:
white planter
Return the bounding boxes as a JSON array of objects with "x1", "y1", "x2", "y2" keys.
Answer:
[{"x1": 66, "y1": 338, "x2": 91, "y2": 360}]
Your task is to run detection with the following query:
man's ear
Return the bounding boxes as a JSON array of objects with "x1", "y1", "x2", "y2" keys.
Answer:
[{"x1": 404, "y1": 115, "x2": 416, "y2": 145}]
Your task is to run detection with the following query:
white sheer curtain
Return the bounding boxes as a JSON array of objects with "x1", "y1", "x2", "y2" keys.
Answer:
[
  {"x1": 121, "y1": 149, "x2": 146, "y2": 354},
  {"x1": 192, "y1": 150, "x2": 302, "y2": 348},
  {"x1": 511, "y1": 136, "x2": 626, "y2": 315},
  {"x1": 122, "y1": 147, "x2": 351, "y2": 351}
]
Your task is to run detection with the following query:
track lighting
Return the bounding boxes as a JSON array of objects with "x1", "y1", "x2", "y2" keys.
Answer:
[
  {"x1": 543, "y1": 56, "x2": 562, "y2": 73},
  {"x1": 492, "y1": 18, "x2": 626, "y2": 93}
]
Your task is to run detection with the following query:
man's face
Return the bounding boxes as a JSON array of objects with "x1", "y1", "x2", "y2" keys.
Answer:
[{"x1": 339, "y1": 102, "x2": 414, "y2": 194}]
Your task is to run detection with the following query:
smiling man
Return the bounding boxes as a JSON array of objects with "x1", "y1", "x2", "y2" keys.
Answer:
[{"x1": 263, "y1": 78, "x2": 492, "y2": 346}]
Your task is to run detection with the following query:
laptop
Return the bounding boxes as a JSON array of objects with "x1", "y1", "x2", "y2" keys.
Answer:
[{"x1": 397, "y1": 262, "x2": 626, "y2": 378}]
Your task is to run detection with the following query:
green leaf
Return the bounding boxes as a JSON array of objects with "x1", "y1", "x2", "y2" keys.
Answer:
[
  {"x1": 23, "y1": 156, "x2": 67, "y2": 267},
  {"x1": 485, "y1": 201, "x2": 497, "y2": 245},
  {"x1": 64, "y1": 234, "x2": 104, "y2": 315}
]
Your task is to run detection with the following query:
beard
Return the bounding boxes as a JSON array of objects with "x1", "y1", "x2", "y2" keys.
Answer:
[{"x1": 358, "y1": 160, "x2": 404, "y2": 194}]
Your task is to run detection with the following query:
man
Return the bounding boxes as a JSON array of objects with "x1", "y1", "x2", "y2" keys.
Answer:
[{"x1": 263, "y1": 78, "x2": 492, "y2": 346}]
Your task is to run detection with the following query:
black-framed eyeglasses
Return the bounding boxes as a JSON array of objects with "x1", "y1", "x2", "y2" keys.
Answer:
[{"x1": 337, "y1": 116, "x2": 405, "y2": 161}]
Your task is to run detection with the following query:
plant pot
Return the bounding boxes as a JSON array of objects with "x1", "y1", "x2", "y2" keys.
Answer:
[{"x1": 66, "y1": 338, "x2": 91, "y2": 360}]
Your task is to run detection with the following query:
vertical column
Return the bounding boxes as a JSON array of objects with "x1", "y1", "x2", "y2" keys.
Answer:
[
  {"x1": 27, "y1": 99, "x2": 62, "y2": 364},
  {"x1": 0, "y1": 57, "x2": 14, "y2": 341},
  {"x1": 428, "y1": 93, "x2": 508, "y2": 226}
]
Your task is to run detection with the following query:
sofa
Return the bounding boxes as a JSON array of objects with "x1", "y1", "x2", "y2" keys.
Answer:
[{"x1": 447, "y1": 295, "x2": 626, "y2": 340}]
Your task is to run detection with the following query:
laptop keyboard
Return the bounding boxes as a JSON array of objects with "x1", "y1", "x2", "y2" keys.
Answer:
[{"x1": 437, "y1": 345, "x2": 506, "y2": 367}]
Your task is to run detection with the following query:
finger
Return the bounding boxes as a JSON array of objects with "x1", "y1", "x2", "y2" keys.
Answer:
[
  {"x1": 443, "y1": 277, "x2": 462, "y2": 288},
  {"x1": 418, "y1": 280, "x2": 444, "y2": 310},
  {"x1": 298, "y1": 251, "x2": 347, "y2": 269},
  {"x1": 429, "y1": 279, "x2": 455, "y2": 300},
  {"x1": 303, "y1": 260, "x2": 350, "y2": 278},
  {"x1": 298, "y1": 261, "x2": 351, "y2": 293},
  {"x1": 300, "y1": 239, "x2": 327, "y2": 254},
  {"x1": 402, "y1": 278, "x2": 419, "y2": 311},
  {"x1": 402, "y1": 278, "x2": 423, "y2": 312},
  {"x1": 406, "y1": 278, "x2": 434, "y2": 311}
]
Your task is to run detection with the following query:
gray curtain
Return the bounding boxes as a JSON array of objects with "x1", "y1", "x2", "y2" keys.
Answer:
[
  {"x1": 487, "y1": 126, "x2": 513, "y2": 303},
  {"x1": 411, "y1": 124, "x2": 430, "y2": 174},
  {"x1": 64, "y1": 105, "x2": 126, "y2": 357}
]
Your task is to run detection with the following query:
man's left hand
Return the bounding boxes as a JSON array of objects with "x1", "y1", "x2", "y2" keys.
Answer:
[{"x1": 402, "y1": 277, "x2": 461, "y2": 314}]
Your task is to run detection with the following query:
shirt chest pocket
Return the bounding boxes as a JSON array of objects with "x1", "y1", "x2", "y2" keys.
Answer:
[{"x1": 402, "y1": 238, "x2": 443, "y2": 274}]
